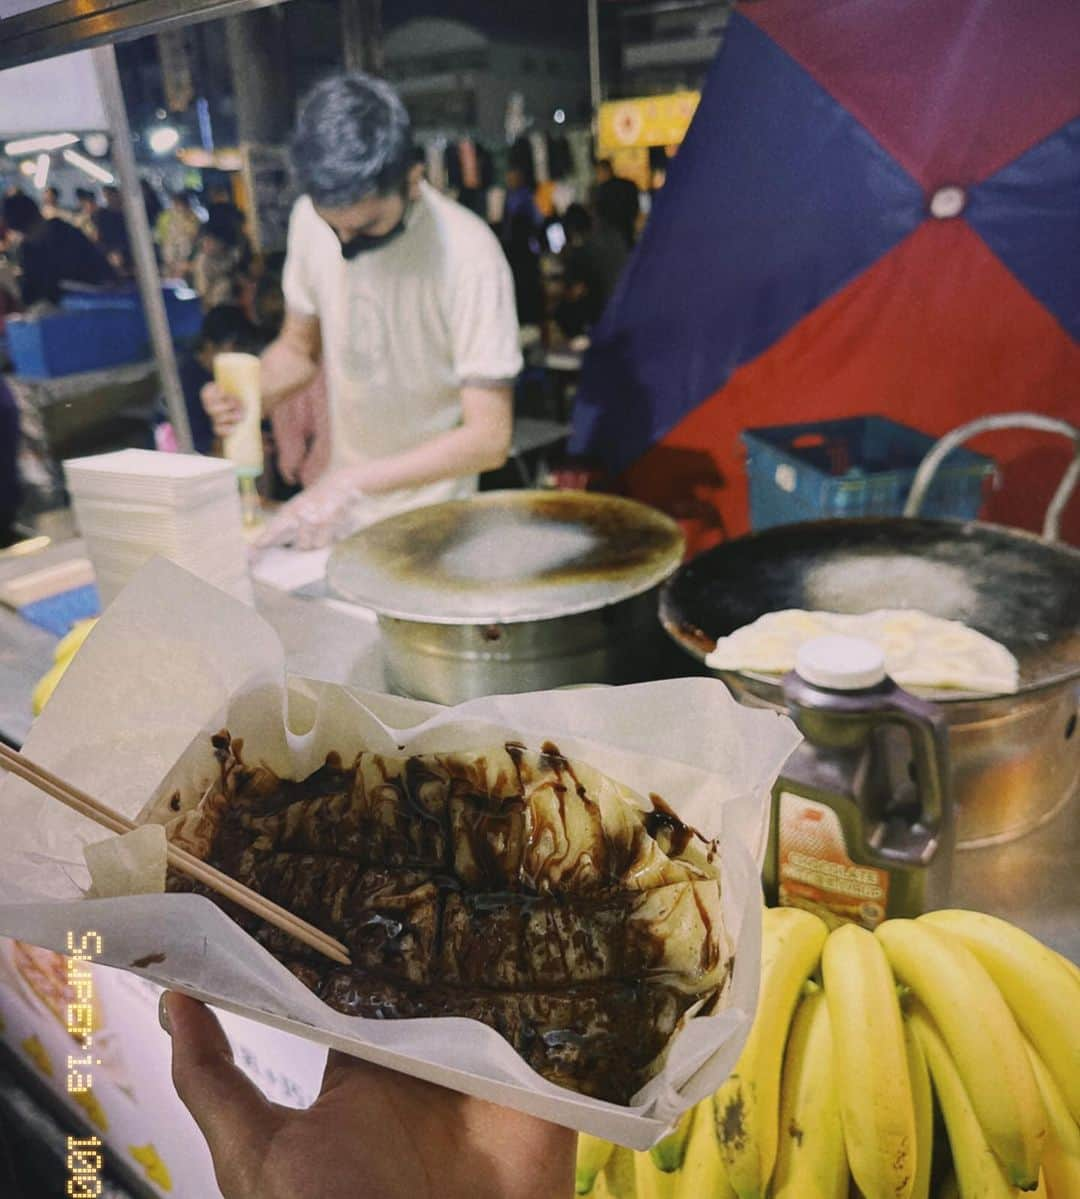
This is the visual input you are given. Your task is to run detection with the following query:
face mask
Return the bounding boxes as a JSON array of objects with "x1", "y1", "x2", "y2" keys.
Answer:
[{"x1": 337, "y1": 189, "x2": 411, "y2": 260}]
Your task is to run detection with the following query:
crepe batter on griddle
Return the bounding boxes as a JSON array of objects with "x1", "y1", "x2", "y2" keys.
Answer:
[{"x1": 164, "y1": 733, "x2": 731, "y2": 1102}]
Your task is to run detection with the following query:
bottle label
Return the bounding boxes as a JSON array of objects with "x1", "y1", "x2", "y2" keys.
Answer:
[{"x1": 777, "y1": 792, "x2": 890, "y2": 929}]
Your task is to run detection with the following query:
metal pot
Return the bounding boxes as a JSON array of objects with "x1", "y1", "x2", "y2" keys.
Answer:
[
  {"x1": 376, "y1": 588, "x2": 672, "y2": 704},
  {"x1": 660, "y1": 415, "x2": 1080, "y2": 848},
  {"x1": 328, "y1": 490, "x2": 685, "y2": 705}
]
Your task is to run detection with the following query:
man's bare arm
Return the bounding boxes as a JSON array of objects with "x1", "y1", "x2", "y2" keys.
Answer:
[
  {"x1": 353, "y1": 383, "x2": 513, "y2": 495},
  {"x1": 259, "y1": 311, "x2": 321, "y2": 414}
]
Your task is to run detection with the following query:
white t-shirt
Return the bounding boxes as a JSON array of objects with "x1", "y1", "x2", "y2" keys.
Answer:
[{"x1": 282, "y1": 182, "x2": 522, "y2": 524}]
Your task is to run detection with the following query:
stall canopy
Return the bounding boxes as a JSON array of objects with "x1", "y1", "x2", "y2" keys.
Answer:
[
  {"x1": 571, "y1": 0, "x2": 1080, "y2": 549},
  {"x1": 0, "y1": 0, "x2": 279, "y2": 71},
  {"x1": 0, "y1": 51, "x2": 106, "y2": 135}
]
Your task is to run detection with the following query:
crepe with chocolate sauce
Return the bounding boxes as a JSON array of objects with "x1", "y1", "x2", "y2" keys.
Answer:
[{"x1": 160, "y1": 733, "x2": 732, "y2": 1102}]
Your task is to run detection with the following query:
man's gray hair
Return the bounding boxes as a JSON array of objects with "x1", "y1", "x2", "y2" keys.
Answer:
[{"x1": 290, "y1": 72, "x2": 413, "y2": 208}]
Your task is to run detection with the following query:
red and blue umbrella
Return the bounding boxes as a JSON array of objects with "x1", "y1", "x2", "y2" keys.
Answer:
[{"x1": 571, "y1": 0, "x2": 1080, "y2": 549}]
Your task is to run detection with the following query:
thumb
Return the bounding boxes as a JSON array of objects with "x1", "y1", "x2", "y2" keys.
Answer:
[{"x1": 163, "y1": 992, "x2": 279, "y2": 1193}]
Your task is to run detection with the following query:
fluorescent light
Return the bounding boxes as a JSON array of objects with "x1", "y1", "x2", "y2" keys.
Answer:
[
  {"x1": 62, "y1": 148, "x2": 114, "y2": 185},
  {"x1": 148, "y1": 125, "x2": 180, "y2": 155},
  {"x1": 4, "y1": 132, "x2": 78, "y2": 156},
  {"x1": 33, "y1": 153, "x2": 49, "y2": 190}
]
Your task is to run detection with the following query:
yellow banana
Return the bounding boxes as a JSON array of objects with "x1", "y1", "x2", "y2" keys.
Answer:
[
  {"x1": 903, "y1": 1016, "x2": 933, "y2": 1199},
  {"x1": 603, "y1": 1147, "x2": 638, "y2": 1199},
  {"x1": 1023, "y1": 1039, "x2": 1080, "y2": 1199},
  {"x1": 601, "y1": 1141, "x2": 637, "y2": 1199},
  {"x1": 649, "y1": 1106, "x2": 695, "y2": 1173},
  {"x1": 920, "y1": 909, "x2": 1080, "y2": 1122},
  {"x1": 1053, "y1": 949, "x2": 1080, "y2": 989},
  {"x1": 674, "y1": 1100, "x2": 736, "y2": 1199},
  {"x1": 586, "y1": 1174, "x2": 612, "y2": 1199},
  {"x1": 713, "y1": 906, "x2": 829, "y2": 1199},
  {"x1": 633, "y1": 1149, "x2": 676, "y2": 1199},
  {"x1": 577, "y1": 1134, "x2": 617, "y2": 1195},
  {"x1": 822, "y1": 924, "x2": 915, "y2": 1199},
  {"x1": 908, "y1": 1002, "x2": 1015, "y2": 1199},
  {"x1": 876, "y1": 919, "x2": 1046, "y2": 1189},
  {"x1": 771, "y1": 986, "x2": 847, "y2": 1199}
]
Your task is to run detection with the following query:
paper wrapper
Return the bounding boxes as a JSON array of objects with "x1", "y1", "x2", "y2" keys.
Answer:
[{"x1": 0, "y1": 559, "x2": 801, "y2": 1147}]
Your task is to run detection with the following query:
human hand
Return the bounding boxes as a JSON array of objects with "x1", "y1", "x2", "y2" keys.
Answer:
[
  {"x1": 162, "y1": 992, "x2": 575, "y2": 1199},
  {"x1": 201, "y1": 381, "x2": 244, "y2": 437},
  {"x1": 254, "y1": 466, "x2": 367, "y2": 550}
]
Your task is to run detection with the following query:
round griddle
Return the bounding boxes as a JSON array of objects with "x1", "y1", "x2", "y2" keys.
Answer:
[
  {"x1": 328, "y1": 490, "x2": 685, "y2": 624},
  {"x1": 660, "y1": 518, "x2": 1080, "y2": 697}
]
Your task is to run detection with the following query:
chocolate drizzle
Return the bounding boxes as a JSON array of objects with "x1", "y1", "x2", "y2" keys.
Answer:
[{"x1": 166, "y1": 733, "x2": 729, "y2": 1102}]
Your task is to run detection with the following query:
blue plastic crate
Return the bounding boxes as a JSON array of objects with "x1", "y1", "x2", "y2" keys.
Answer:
[
  {"x1": 742, "y1": 416, "x2": 996, "y2": 530},
  {"x1": 7, "y1": 307, "x2": 148, "y2": 378},
  {"x1": 62, "y1": 285, "x2": 202, "y2": 344}
]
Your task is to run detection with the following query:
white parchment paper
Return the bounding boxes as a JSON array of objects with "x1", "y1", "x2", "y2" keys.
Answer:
[{"x1": 0, "y1": 559, "x2": 800, "y2": 1147}]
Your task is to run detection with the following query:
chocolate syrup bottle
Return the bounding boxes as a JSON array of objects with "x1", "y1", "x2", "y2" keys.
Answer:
[{"x1": 763, "y1": 635, "x2": 954, "y2": 928}]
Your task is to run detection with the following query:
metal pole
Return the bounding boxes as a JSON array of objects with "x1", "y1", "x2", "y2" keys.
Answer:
[
  {"x1": 587, "y1": 0, "x2": 602, "y2": 115},
  {"x1": 91, "y1": 44, "x2": 194, "y2": 452}
]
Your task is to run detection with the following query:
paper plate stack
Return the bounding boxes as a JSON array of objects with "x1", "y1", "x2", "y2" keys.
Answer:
[{"x1": 63, "y1": 449, "x2": 253, "y2": 607}]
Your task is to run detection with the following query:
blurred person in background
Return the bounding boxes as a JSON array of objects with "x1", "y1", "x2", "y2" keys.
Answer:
[
  {"x1": 190, "y1": 213, "x2": 248, "y2": 310},
  {"x1": 205, "y1": 180, "x2": 245, "y2": 246},
  {"x1": 156, "y1": 190, "x2": 202, "y2": 280},
  {"x1": 592, "y1": 159, "x2": 640, "y2": 249},
  {"x1": 0, "y1": 378, "x2": 19, "y2": 547},
  {"x1": 2, "y1": 191, "x2": 114, "y2": 306},
  {"x1": 141, "y1": 178, "x2": 164, "y2": 230},
  {"x1": 253, "y1": 265, "x2": 331, "y2": 495},
  {"x1": 94, "y1": 184, "x2": 131, "y2": 274},
  {"x1": 202, "y1": 72, "x2": 521, "y2": 549},
  {"x1": 40, "y1": 185, "x2": 70, "y2": 222},
  {"x1": 72, "y1": 188, "x2": 99, "y2": 240},
  {"x1": 501, "y1": 164, "x2": 544, "y2": 327},
  {"x1": 555, "y1": 201, "x2": 627, "y2": 341}
]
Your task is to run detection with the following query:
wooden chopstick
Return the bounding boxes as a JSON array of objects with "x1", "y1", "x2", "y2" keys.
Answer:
[{"x1": 0, "y1": 744, "x2": 351, "y2": 967}]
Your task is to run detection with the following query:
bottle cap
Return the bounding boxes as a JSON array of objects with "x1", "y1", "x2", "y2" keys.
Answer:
[{"x1": 795, "y1": 635, "x2": 887, "y2": 691}]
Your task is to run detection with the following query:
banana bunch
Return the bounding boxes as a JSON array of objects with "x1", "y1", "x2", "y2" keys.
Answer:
[
  {"x1": 32, "y1": 617, "x2": 97, "y2": 715},
  {"x1": 575, "y1": 909, "x2": 1079, "y2": 1199}
]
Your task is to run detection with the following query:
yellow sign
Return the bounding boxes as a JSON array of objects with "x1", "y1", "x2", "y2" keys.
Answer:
[{"x1": 598, "y1": 91, "x2": 701, "y2": 154}]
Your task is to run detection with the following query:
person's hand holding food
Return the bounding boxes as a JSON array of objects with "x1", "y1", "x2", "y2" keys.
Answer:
[{"x1": 162, "y1": 992, "x2": 575, "y2": 1199}]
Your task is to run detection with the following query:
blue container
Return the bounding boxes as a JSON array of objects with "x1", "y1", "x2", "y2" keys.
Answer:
[
  {"x1": 7, "y1": 307, "x2": 148, "y2": 378},
  {"x1": 9, "y1": 286, "x2": 203, "y2": 378},
  {"x1": 61, "y1": 285, "x2": 202, "y2": 344},
  {"x1": 742, "y1": 416, "x2": 996, "y2": 530}
]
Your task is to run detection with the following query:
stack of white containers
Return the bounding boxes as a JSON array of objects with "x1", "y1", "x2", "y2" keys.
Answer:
[{"x1": 63, "y1": 449, "x2": 254, "y2": 607}]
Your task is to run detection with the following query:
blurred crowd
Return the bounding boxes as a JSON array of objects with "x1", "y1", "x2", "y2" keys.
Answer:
[
  {"x1": 0, "y1": 152, "x2": 642, "y2": 541},
  {"x1": 0, "y1": 177, "x2": 253, "y2": 316},
  {"x1": 495, "y1": 156, "x2": 640, "y2": 351}
]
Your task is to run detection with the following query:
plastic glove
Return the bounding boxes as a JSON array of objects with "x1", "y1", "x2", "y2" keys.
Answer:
[{"x1": 255, "y1": 466, "x2": 368, "y2": 550}]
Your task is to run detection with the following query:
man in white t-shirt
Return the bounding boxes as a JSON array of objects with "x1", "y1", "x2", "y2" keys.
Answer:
[{"x1": 204, "y1": 73, "x2": 522, "y2": 548}]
